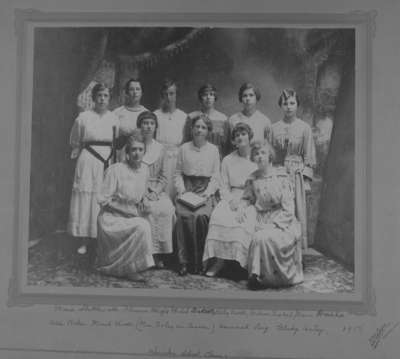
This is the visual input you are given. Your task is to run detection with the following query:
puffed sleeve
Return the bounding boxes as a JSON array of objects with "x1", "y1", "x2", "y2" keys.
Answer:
[
  {"x1": 69, "y1": 115, "x2": 83, "y2": 159},
  {"x1": 272, "y1": 176, "x2": 297, "y2": 230},
  {"x1": 219, "y1": 156, "x2": 232, "y2": 202},
  {"x1": 242, "y1": 176, "x2": 256, "y2": 205},
  {"x1": 174, "y1": 145, "x2": 186, "y2": 195},
  {"x1": 302, "y1": 123, "x2": 316, "y2": 180},
  {"x1": 204, "y1": 145, "x2": 221, "y2": 197},
  {"x1": 97, "y1": 165, "x2": 118, "y2": 207}
]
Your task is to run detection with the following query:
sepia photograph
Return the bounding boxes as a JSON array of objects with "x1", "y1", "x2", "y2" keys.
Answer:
[{"x1": 12, "y1": 11, "x2": 366, "y2": 306}]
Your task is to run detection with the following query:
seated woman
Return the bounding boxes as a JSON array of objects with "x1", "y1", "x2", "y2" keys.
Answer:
[
  {"x1": 174, "y1": 113, "x2": 220, "y2": 276},
  {"x1": 202, "y1": 122, "x2": 257, "y2": 277},
  {"x1": 96, "y1": 131, "x2": 154, "y2": 282},
  {"x1": 242, "y1": 141, "x2": 303, "y2": 290},
  {"x1": 137, "y1": 111, "x2": 175, "y2": 269}
]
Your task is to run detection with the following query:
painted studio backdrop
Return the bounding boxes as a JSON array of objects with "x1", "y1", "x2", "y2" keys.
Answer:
[{"x1": 29, "y1": 27, "x2": 355, "y2": 282}]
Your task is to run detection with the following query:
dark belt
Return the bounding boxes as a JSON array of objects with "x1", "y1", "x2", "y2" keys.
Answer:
[{"x1": 84, "y1": 141, "x2": 113, "y2": 170}]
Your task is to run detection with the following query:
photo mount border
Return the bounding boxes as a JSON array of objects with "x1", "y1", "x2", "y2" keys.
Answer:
[{"x1": 8, "y1": 8, "x2": 375, "y2": 316}]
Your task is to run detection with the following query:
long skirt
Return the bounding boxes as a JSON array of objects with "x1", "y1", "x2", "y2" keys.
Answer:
[
  {"x1": 175, "y1": 175, "x2": 215, "y2": 273},
  {"x1": 202, "y1": 190, "x2": 256, "y2": 269},
  {"x1": 68, "y1": 148, "x2": 108, "y2": 239},
  {"x1": 146, "y1": 193, "x2": 176, "y2": 254},
  {"x1": 96, "y1": 209, "x2": 155, "y2": 277},
  {"x1": 247, "y1": 221, "x2": 303, "y2": 287},
  {"x1": 162, "y1": 144, "x2": 179, "y2": 200},
  {"x1": 283, "y1": 157, "x2": 308, "y2": 249}
]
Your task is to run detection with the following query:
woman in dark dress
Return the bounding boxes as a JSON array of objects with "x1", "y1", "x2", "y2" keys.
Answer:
[{"x1": 174, "y1": 113, "x2": 220, "y2": 276}]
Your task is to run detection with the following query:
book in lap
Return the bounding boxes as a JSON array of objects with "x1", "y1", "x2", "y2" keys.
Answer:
[{"x1": 177, "y1": 192, "x2": 207, "y2": 210}]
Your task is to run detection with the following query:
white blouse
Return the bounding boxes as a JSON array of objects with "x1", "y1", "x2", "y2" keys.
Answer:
[
  {"x1": 174, "y1": 141, "x2": 220, "y2": 196},
  {"x1": 113, "y1": 105, "x2": 148, "y2": 135},
  {"x1": 154, "y1": 108, "x2": 187, "y2": 146},
  {"x1": 220, "y1": 151, "x2": 257, "y2": 202},
  {"x1": 69, "y1": 110, "x2": 118, "y2": 159}
]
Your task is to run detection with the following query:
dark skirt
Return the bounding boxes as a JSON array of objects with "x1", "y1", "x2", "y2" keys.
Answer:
[{"x1": 175, "y1": 175, "x2": 216, "y2": 273}]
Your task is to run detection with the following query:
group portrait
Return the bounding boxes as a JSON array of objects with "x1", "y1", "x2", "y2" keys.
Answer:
[{"x1": 21, "y1": 22, "x2": 358, "y2": 298}]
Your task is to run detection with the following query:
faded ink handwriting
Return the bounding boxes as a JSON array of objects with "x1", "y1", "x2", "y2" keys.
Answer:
[{"x1": 368, "y1": 321, "x2": 400, "y2": 350}]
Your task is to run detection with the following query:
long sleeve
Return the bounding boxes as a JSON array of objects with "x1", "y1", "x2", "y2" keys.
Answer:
[
  {"x1": 272, "y1": 177, "x2": 297, "y2": 230},
  {"x1": 174, "y1": 145, "x2": 186, "y2": 195},
  {"x1": 69, "y1": 116, "x2": 83, "y2": 159},
  {"x1": 204, "y1": 146, "x2": 221, "y2": 197},
  {"x1": 302, "y1": 124, "x2": 316, "y2": 180}
]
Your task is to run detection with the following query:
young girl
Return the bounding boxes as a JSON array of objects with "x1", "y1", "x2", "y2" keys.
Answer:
[
  {"x1": 137, "y1": 111, "x2": 175, "y2": 269},
  {"x1": 228, "y1": 82, "x2": 272, "y2": 152},
  {"x1": 68, "y1": 83, "x2": 119, "y2": 255},
  {"x1": 202, "y1": 122, "x2": 257, "y2": 277},
  {"x1": 154, "y1": 79, "x2": 187, "y2": 199},
  {"x1": 184, "y1": 84, "x2": 229, "y2": 158},
  {"x1": 271, "y1": 89, "x2": 316, "y2": 249}
]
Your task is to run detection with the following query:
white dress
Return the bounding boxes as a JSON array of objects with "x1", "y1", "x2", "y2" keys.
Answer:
[
  {"x1": 142, "y1": 139, "x2": 176, "y2": 254},
  {"x1": 113, "y1": 105, "x2": 148, "y2": 161},
  {"x1": 96, "y1": 162, "x2": 155, "y2": 276},
  {"x1": 154, "y1": 108, "x2": 187, "y2": 199},
  {"x1": 67, "y1": 110, "x2": 118, "y2": 238},
  {"x1": 228, "y1": 110, "x2": 272, "y2": 146},
  {"x1": 202, "y1": 151, "x2": 257, "y2": 268}
]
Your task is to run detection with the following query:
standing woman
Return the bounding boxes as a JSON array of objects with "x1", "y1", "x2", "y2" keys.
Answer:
[
  {"x1": 174, "y1": 114, "x2": 220, "y2": 276},
  {"x1": 228, "y1": 82, "x2": 272, "y2": 152},
  {"x1": 137, "y1": 111, "x2": 176, "y2": 269},
  {"x1": 183, "y1": 84, "x2": 230, "y2": 158},
  {"x1": 113, "y1": 78, "x2": 148, "y2": 160},
  {"x1": 154, "y1": 79, "x2": 187, "y2": 199},
  {"x1": 96, "y1": 131, "x2": 154, "y2": 282},
  {"x1": 202, "y1": 122, "x2": 257, "y2": 277},
  {"x1": 271, "y1": 89, "x2": 316, "y2": 249},
  {"x1": 67, "y1": 83, "x2": 119, "y2": 255},
  {"x1": 243, "y1": 141, "x2": 303, "y2": 290}
]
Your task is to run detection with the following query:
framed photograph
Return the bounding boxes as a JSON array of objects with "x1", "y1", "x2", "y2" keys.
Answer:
[{"x1": 10, "y1": 9, "x2": 372, "y2": 314}]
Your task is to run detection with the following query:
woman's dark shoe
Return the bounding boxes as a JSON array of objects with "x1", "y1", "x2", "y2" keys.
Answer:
[
  {"x1": 154, "y1": 259, "x2": 165, "y2": 270},
  {"x1": 247, "y1": 274, "x2": 262, "y2": 290},
  {"x1": 178, "y1": 264, "x2": 188, "y2": 276}
]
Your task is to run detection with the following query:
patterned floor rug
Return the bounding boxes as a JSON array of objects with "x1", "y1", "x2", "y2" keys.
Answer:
[{"x1": 27, "y1": 232, "x2": 354, "y2": 293}]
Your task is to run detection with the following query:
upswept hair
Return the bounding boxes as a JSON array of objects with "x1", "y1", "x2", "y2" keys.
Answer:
[
  {"x1": 191, "y1": 113, "x2": 213, "y2": 133},
  {"x1": 250, "y1": 140, "x2": 276, "y2": 163},
  {"x1": 231, "y1": 122, "x2": 254, "y2": 142},
  {"x1": 125, "y1": 129, "x2": 146, "y2": 154},
  {"x1": 278, "y1": 88, "x2": 300, "y2": 107},
  {"x1": 238, "y1": 82, "x2": 261, "y2": 103}
]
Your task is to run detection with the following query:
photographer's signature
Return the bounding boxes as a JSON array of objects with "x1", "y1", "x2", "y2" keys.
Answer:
[{"x1": 368, "y1": 321, "x2": 400, "y2": 350}]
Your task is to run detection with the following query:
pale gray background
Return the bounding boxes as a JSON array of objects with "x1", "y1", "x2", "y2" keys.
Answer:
[{"x1": 0, "y1": 0, "x2": 399, "y2": 358}]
